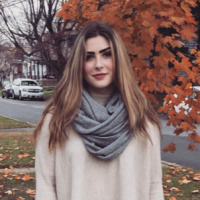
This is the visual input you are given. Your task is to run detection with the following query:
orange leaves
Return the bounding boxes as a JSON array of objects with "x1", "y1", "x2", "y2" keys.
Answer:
[
  {"x1": 18, "y1": 152, "x2": 30, "y2": 160},
  {"x1": 169, "y1": 197, "x2": 177, "y2": 200},
  {"x1": 181, "y1": 24, "x2": 198, "y2": 42},
  {"x1": 56, "y1": 0, "x2": 200, "y2": 153},
  {"x1": 163, "y1": 142, "x2": 176, "y2": 153},
  {"x1": 163, "y1": 165, "x2": 200, "y2": 198},
  {"x1": 0, "y1": 153, "x2": 9, "y2": 161},
  {"x1": 188, "y1": 143, "x2": 197, "y2": 151},
  {"x1": 21, "y1": 174, "x2": 35, "y2": 181},
  {"x1": 188, "y1": 132, "x2": 200, "y2": 143},
  {"x1": 170, "y1": 17, "x2": 185, "y2": 25}
]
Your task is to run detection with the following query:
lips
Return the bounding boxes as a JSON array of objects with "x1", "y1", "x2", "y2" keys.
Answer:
[{"x1": 93, "y1": 73, "x2": 107, "y2": 79}]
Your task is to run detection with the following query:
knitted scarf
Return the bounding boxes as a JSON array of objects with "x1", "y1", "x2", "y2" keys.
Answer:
[{"x1": 73, "y1": 89, "x2": 132, "y2": 160}]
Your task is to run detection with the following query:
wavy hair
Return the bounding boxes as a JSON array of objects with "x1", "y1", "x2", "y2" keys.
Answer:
[{"x1": 33, "y1": 21, "x2": 161, "y2": 150}]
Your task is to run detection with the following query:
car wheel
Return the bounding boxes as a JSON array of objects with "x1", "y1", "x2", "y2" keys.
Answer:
[
  {"x1": 13, "y1": 92, "x2": 17, "y2": 100},
  {"x1": 2, "y1": 92, "x2": 4, "y2": 98},
  {"x1": 4, "y1": 92, "x2": 8, "y2": 99},
  {"x1": 19, "y1": 91, "x2": 23, "y2": 100}
]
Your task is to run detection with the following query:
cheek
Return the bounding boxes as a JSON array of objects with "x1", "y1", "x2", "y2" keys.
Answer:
[
  {"x1": 106, "y1": 59, "x2": 114, "y2": 72},
  {"x1": 84, "y1": 63, "x2": 93, "y2": 77}
]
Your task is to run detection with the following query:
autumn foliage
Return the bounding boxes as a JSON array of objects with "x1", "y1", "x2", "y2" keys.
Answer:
[{"x1": 57, "y1": 0, "x2": 200, "y2": 152}]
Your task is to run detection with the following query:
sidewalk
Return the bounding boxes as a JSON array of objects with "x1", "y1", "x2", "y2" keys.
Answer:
[{"x1": 0, "y1": 128, "x2": 35, "y2": 132}]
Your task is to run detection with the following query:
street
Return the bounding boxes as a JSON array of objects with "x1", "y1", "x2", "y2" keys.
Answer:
[
  {"x1": 0, "y1": 97, "x2": 200, "y2": 169},
  {"x1": 0, "y1": 97, "x2": 46, "y2": 125}
]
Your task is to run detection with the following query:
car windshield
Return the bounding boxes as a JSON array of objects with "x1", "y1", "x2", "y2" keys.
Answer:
[{"x1": 21, "y1": 81, "x2": 38, "y2": 86}]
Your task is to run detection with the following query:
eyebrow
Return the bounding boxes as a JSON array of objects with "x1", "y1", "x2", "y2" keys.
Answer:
[{"x1": 87, "y1": 47, "x2": 111, "y2": 54}]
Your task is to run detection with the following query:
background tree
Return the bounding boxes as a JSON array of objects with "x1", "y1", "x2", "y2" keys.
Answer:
[
  {"x1": 57, "y1": 0, "x2": 200, "y2": 151},
  {"x1": 0, "y1": 0, "x2": 77, "y2": 79}
]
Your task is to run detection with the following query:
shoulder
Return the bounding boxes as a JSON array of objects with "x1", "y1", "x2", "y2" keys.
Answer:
[
  {"x1": 146, "y1": 121, "x2": 161, "y2": 146},
  {"x1": 38, "y1": 113, "x2": 53, "y2": 139}
]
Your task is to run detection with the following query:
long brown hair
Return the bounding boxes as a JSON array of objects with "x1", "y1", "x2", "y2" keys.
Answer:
[{"x1": 33, "y1": 21, "x2": 161, "y2": 150}]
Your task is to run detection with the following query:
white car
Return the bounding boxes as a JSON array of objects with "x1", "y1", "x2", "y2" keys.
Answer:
[
  {"x1": 12, "y1": 78, "x2": 44, "y2": 100},
  {"x1": 164, "y1": 86, "x2": 200, "y2": 118}
]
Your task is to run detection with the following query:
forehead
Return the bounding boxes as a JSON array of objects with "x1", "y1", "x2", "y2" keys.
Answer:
[{"x1": 85, "y1": 36, "x2": 110, "y2": 51}]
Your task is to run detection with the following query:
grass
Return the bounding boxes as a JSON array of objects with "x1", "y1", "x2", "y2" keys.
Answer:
[
  {"x1": 0, "y1": 132, "x2": 199, "y2": 200},
  {"x1": 0, "y1": 134, "x2": 35, "y2": 168},
  {"x1": 0, "y1": 165, "x2": 199, "y2": 199},
  {"x1": 163, "y1": 166, "x2": 200, "y2": 200},
  {"x1": 43, "y1": 87, "x2": 54, "y2": 101},
  {"x1": 0, "y1": 172, "x2": 35, "y2": 199},
  {"x1": 0, "y1": 116, "x2": 35, "y2": 130}
]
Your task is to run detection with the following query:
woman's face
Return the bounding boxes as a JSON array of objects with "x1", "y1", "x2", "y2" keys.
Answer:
[{"x1": 84, "y1": 35, "x2": 115, "y2": 95}]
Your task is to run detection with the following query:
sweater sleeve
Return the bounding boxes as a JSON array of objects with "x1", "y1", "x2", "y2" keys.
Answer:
[
  {"x1": 149, "y1": 124, "x2": 164, "y2": 200},
  {"x1": 35, "y1": 114, "x2": 57, "y2": 200}
]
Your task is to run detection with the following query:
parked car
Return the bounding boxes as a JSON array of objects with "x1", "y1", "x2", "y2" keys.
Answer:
[
  {"x1": 163, "y1": 86, "x2": 200, "y2": 118},
  {"x1": 1, "y1": 83, "x2": 13, "y2": 98},
  {"x1": 12, "y1": 78, "x2": 44, "y2": 100}
]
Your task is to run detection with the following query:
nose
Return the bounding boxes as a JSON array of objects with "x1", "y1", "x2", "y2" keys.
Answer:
[{"x1": 95, "y1": 55, "x2": 103, "y2": 70}]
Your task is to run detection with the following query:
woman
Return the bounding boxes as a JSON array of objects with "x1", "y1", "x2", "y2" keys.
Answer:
[{"x1": 34, "y1": 21, "x2": 164, "y2": 200}]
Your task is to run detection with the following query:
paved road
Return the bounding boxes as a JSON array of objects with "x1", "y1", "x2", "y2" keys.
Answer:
[
  {"x1": 0, "y1": 97, "x2": 200, "y2": 169},
  {"x1": 0, "y1": 97, "x2": 46, "y2": 125},
  {"x1": 159, "y1": 114, "x2": 200, "y2": 170}
]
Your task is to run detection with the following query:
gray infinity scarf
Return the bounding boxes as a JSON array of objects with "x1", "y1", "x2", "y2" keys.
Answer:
[{"x1": 73, "y1": 89, "x2": 132, "y2": 160}]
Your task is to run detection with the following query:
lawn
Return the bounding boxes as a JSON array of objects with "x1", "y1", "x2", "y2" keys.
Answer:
[
  {"x1": 0, "y1": 134, "x2": 35, "y2": 169},
  {"x1": 0, "y1": 115, "x2": 35, "y2": 130},
  {"x1": 0, "y1": 165, "x2": 200, "y2": 199},
  {"x1": 0, "y1": 171, "x2": 35, "y2": 199},
  {"x1": 163, "y1": 166, "x2": 200, "y2": 200}
]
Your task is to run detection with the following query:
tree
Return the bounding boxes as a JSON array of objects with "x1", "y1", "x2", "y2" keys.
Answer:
[
  {"x1": 0, "y1": 0, "x2": 77, "y2": 79},
  {"x1": 57, "y1": 0, "x2": 200, "y2": 151}
]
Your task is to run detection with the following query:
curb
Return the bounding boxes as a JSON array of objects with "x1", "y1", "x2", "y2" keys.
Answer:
[
  {"x1": 0, "y1": 167, "x2": 35, "y2": 174},
  {"x1": 161, "y1": 160, "x2": 182, "y2": 167}
]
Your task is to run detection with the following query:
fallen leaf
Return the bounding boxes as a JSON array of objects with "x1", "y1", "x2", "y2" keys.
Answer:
[
  {"x1": 166, "y1": 180, "x2": 172, "y2": 183},
  {"x1": 0, "y1": 185, "x2": 5, "y2": 189},
  {"x1": 23, "y1": 152, "x2": 30, "y2": 157},
  {"x1": 21, "y1": 174, "x2": 35, "y2": 181},
  {"x1": 176, "y1": 193, "x2": 183, "y2": 196},
  {"x1": 193, "y1": 176, "x2": 200, "y2": 181},
  {"x1": 26, "y1": 189, "x2": 36, "y2": 195},
  {"x1": 15, "y1": 147, "x2": 19, "y2": 149},
  {"x1": 9, "y1": 165, "x2": 13, "y2": 169},
  {"x1": 5, "y1": 190, "x2": 12, "y2": 195},
  {"x1": 2, "y1": 153, "x2": 9, "y2": 160},
  {"x1": 164, "y1": 174, "x2": 171, "y2": 179},
  {"x1": 1, "y1": 168, "x2": 12, "y2": 175},
  {"x1": 12, "y1": 188, "x2": 19, "y2": 191},
  {"x1": 169, "y1": 187, "x2": 181, "y2": 192},
  {"x1": 192, "y1": 190, "x2": 199, "y2": 193},
  {"x1": 18, "y1": 154, "x2": 24, "y2": 160},
  {"x1": 179, "y1": 179, "x2": 191, "y2": 185},
  {"x1": 169, "y1": 197, "x2": 177, "y2": 200},
  {"x1": 14, "y1": 175, "x2": 21, "y2": 180}
]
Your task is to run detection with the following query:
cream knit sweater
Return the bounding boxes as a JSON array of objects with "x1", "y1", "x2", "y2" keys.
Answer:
[{"x1": 35, "y1": 95, "x2": 164, "y2": 200}]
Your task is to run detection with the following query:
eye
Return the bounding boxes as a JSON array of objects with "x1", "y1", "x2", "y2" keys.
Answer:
[
  {"x1": 86, "y1": 55, "x2": 94, "y2": 61},
  {"x1": 103, "y1": 51, "x2": 112, "y2": 58}
]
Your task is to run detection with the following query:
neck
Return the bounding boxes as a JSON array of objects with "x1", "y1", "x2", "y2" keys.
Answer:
[{"x1": 86, "y1": 84, "x2": 115, "y2": 96}]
